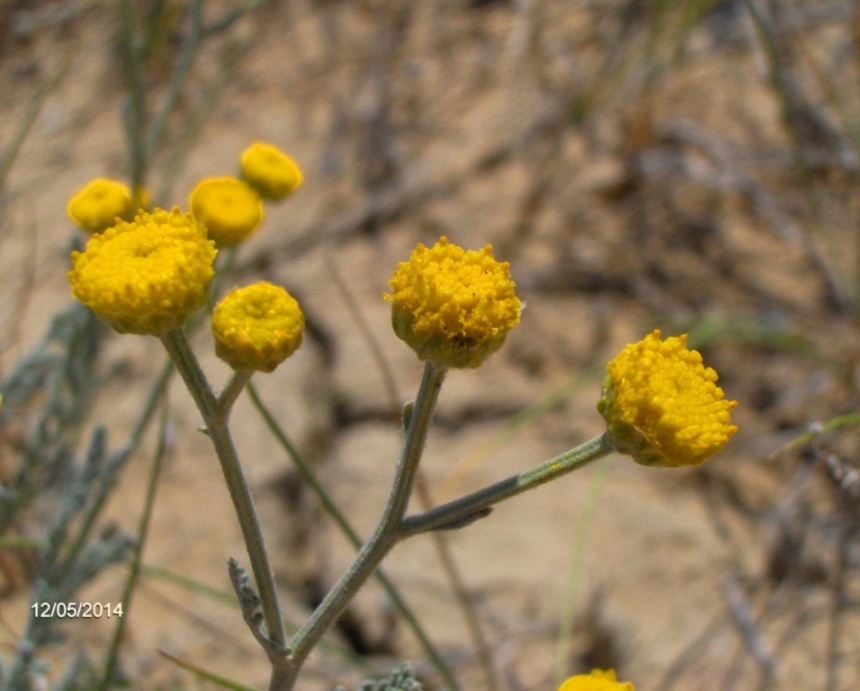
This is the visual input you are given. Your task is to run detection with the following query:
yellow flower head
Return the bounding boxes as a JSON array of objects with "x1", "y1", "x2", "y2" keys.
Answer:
[
  {"x1": 384, "y1": 237, "x2": 521, "y2": 369},
  {"x1": 240, "y1": 141, "x2": 303, "y2": 201},
  {"x1": 598, "y1": 330, "x2": 738, "y2": 468},
  {"x1": 189, "y1": 176, "x2": 264, "y2": 245},
  {"x1": 558, "y1": 669, "x2": 634, "y2": 691},
  {"x1": 68, "y1": 208, "x2": 217, "y2": 335},
  {"x1": 68, "y1": 178, "x2": 134, "y2": 234},
  {"x1": 212, "y1": 281, "x2": 304, "y2": 372}
]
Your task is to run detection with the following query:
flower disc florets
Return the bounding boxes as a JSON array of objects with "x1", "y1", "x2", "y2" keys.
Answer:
[
  {"x1": 212, "y1": 281, "x2": 304, "y2": 372},
  {"x1": 384, "y1": 237, "x2": 521, "y2": 369},
  {"x1": 558, "y1": 669, "x2": 634, "y2": 691},
  {"x1": 68, "y1": 178, "x2": 134, "y2": 234},
  {"x1": 68, "y1": 208, "x2": 216, "y2": 335},
  {"x1": 240, "y1": 142, "x2": 303, "y2": 201},
  {"x1": 189, "y1": 177, "x2": 264, "y2": 245},
  {"x1": 598, "y1": 330, "x2": 738, "y2": 468}
]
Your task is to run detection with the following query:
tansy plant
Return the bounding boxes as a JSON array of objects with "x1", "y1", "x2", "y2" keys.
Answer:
[{"x1": 65, "y1": 143, "x2": 736, "y2": 690}]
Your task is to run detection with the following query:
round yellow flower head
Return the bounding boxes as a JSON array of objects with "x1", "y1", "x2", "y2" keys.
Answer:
[
  {"x1": 240, "y1": 141, "x2": 303, "y2": 201},
  {"x1": 598, "y1": 330, "x2": 738, "y2": 468},
  {"x1": 189, "y1": 176, "x2": 264, "y2": 245},
  {"x1": 384, "y1": 236, "x2": 521, "y2": 369},
  {"x1": 558, "y1": 669, "x2": 634, "y2": 691},
  {"x1": 212, "y1": 281, "x2": 304, "y2": 373},
  {"x1": 68, "y1": 208, "x2": 217, "y2": 335},
  {"x1": 68, "y1": 178, "x2": 134, "y2": 234}
]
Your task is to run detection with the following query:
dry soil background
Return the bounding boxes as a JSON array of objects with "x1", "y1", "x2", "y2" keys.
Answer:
[{"x1": 1, "y1": 2, "x2": 860, "y2": 690}]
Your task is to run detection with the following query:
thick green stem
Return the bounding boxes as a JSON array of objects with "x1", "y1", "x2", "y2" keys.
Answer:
[
  {"x1": 280, "y1": 363, "x2": 446, "y2": 687},
  {"x1": 159, "y1": 329, "x2": 286, "y2": 655},
  {"x1": 398, "y1": 432, "x2": 613, "y2": 539}
]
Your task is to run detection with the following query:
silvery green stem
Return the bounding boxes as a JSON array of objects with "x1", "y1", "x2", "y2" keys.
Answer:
[
  {"x1": 216, "y1": 369, "x2": 254, "y2": 421},
  {"x1": 398, "y1": 432, "x2": 612, "y2": 538},
  {"x1": 279, "y1": 362, "x2": 447, "y2": 689},
  {"x1": 159, "y1": 329, "x2": 286, "y2": 657}
]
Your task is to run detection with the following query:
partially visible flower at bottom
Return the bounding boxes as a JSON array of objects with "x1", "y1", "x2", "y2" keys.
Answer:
[
  {"x1": 68, "y1": 208, "x2": 216, "y2": 335},
  {"x1": 558, "y1": 668, "x2": 634, "y2": 691},
  {"x1": 68, "y1": 178, "x2": 134, "y2": 234},
  {"x1": 598, "y1": 330, "x2": 737, "y2": 468},
  {"x1": 189, "y1": 176, "x2": 264, "y2": 245},
  {"x1": 211, "y1": 281, "x2": 304, "y2": 372},
  {"x1": 240, "y1": 141, "x2": 303, "y2": 201}
]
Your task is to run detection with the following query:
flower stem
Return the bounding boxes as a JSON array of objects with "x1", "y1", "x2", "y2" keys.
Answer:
[
  {"x1": 246, "y1": 381, "x2": 460, "y2": 691},
  {"x1": 159, "y1": 329, "x2": 215, "y2": 418},
  {"x1": 398, "y1": 432, "x2": 613, "y2": 539},
  {"x1": 159, "y1": 329, "x2": 286, "y2": 655},
  {"x1": 216, "y1": 369, "x2": 254, "y2": 421},
  {"x1": 280, "y1": 362, "x2": 447, "y2": 688}
]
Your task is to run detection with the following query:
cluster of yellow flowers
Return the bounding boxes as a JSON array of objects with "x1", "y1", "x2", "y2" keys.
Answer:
[
  {"x1": 188, "y1": 142, "x2": 302, "y2": 246},
  {"x1": 67, "y1": 142, "x2": 304, "y2": 371},
  {"x1": 66, "y1": 149, "x2": 738, "y2": 458},
  {"x1": 382, "y1": 239, "x2": 736, "y2": 469},
  {"x1": 64, "y1": 139, "x2": 738, "y2": 691}
]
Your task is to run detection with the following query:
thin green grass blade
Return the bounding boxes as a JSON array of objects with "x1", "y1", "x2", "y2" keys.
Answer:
[
  {"x1": 157, "y1": 648, "x2": 262, "y2": 691},
  {"x1": 555, "y1": 457, "x2": 613, "y2": 685}
]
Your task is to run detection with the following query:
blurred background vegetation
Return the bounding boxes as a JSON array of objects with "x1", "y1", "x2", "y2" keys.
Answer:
[{"x1": 0, "y1": 1, "x2": 859, "y2": 690}]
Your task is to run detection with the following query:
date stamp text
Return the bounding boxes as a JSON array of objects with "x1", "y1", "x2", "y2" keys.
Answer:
[{"x1": 31, "y1": 602, "x2": 124, "y2": 618}]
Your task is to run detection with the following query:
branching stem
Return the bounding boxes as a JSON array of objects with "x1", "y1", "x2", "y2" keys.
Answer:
[
  {"x1": 159, "y1": 329, "x2": 286, "y2": 659},
  {"x1": 280, "y1": 363, "x2": 446, "y2": 689}
]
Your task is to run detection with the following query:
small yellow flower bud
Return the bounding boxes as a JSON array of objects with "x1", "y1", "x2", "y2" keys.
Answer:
[
  {"x1": 211, "y1": 282, "x2": 304, "y2": 372},
  {"x1": 240, "y1": 142, "x2": 303, "y2": 201},
  {"x1": 598, "y1": 330, "x2": 738, "y2": 468},
  {"x1": 189, "y1": 177, "x2": 264, "y2": 246},
  {"x1": 68, "y1": 208, "x2": 216, "y2": 335},
  {"x1": 384, "y1": 237, "x2": 521, "y2": 369},
  {"x1": 558, "y1": 669, "x2": 634, "y2": 691},
  {"x1": 67, "y1": 178, "x2": 134, "y2": 234}
]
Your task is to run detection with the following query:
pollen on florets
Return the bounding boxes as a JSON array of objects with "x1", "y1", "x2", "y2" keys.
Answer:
[
  {"x1": 68, "y1": 207, "x2": 216, "y2": 335},
  {"x1": 211, "y1": 281, "x2": 304, "y2": 373},
  {"x1": 384, "y1": 237, "x2": 521, "y2": 369},
  {"x1": 598, "y1": 330, "x2": 738, "y2": 468},
  {"x1": 189, "y1": 176, "x2": 264, "y2": 246}
]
